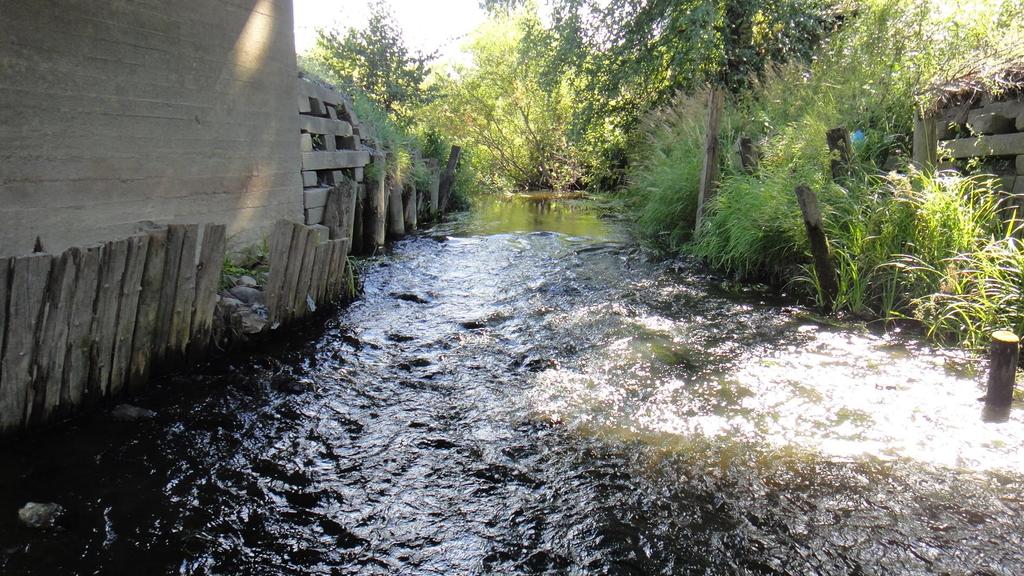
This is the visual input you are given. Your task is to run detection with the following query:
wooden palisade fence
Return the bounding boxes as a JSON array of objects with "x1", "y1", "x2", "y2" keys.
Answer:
[{"x1": 0, "y1": 224, "x2": 226, "y2": 433}]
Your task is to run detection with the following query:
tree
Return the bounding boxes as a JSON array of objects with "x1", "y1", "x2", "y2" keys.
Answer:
[{"x1": 301, "y1": 1, "x2": 435, "y2": 124}]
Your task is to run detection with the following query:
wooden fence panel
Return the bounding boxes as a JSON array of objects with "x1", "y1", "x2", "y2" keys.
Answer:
[
  {"x1": 35, "y1": 250, "x2": 77, "y2": 422},
  {"x1": 190, "y1": 224, "x2": 227, "y2": 361},
  {"x1": 168, "y1": 224, "x2": 199, "y2": 361},
  {"x1": 91, "y1": 239, "x2": 129, "y2": 397},
  {"x1": 129, "y1": 228, "x2": 168, "y2": 389},
  {"x1": 0, "y1": 253, "x2": 52, "y2": 432},
  {"x1": 63, "y1": 246, "x2": 101, "y2": 409},
  {"x1": 110, "y1": 234, "x2": 150, "y2": 396}
]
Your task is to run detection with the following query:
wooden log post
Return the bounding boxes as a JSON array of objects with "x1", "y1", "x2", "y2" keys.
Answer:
[
  {"x1": 403, "y1": 182, "x2": 418, "y2": 232},
  {"x1": 439, "y1": 146, "x2": 462, "y2": 214},
  {"x1": 90, "y1": 239, "x2": 129, "y2": 397},
  {"x1": 794, "y1": 185, "x2": 839, "y2": 311},
  {"x1": 733, "y1": 135, "x2": 758, "y2": 173},
  {"x1": 153, "y1": 226, "x2": 187, "y2": 366},
  {"x1": 324, "y1": 178, "x2": 358, "y2": 244},
  {"x1": 309, "y1": 240, "x2": 331, "y2": 308},
  {"x1": 188, "y1": 224, "x2": 226, "y2": 363},
  {"x1": 167, "y1": 225, "x2": 199, "y2": 364},
  {"x1": 292, "y1": 225, "x2": 323, "y2": 319},
  {"x1": 826, "y1": 127, "x2": 853, "y2": 180},
  {"x1": 694, "y1": 87, "x2": 725, "y2": 237},
  {"x1": 985, "y1": 331, "x2": 1020, "y2": 406},
  {"x1": 387, "y1": 177, "x2": 406, "y2": 239},
  {"x1": 351, "y1": 184, "x2": 366, "y2": 254},
  {"x1": 62, "y1": 245, "x2": 101, "y2": 409},
  {"x1": 128, "y1": 228, "x2": 167, "y2": 389},
  {"x1": 34, "y1": 250, "x2": 77, "y2": 423},
  {"x1": 109, "y1": 234, "x2": 150, "y2": 396},
  {"x1": 0, "y1": 253, "x2": 52, "y2": 432},
  {"x1": 281, "y1": 223, "x2": 310, "y2": 323},
  {"x1": 912, "y1": 111, "x2": 938, "y2": 172},
  {"x1": 364, "y1": 153, "x2": 388, "y2": 252}
]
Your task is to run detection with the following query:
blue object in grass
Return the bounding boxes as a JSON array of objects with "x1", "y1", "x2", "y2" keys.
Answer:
[{"x1": 851, "y1": 129, "x2": 866, "y2": 147}]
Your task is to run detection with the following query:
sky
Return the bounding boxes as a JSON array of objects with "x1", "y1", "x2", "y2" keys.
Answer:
[{"x1": 292, "y1": 0, "x2": 491, "y2": 62}]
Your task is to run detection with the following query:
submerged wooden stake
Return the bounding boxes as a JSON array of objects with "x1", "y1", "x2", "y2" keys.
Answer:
[
  {"x1": 794, "y1": 185, "x2": 839, "y2": 311},
  {"x1": 986, "y1": 331, "x2": 1019, "y2": 406}
]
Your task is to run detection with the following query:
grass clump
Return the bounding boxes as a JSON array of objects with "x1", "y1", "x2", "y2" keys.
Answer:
[{"x1": 626, "y1": 0, "x2": 1024, "y2": 349}]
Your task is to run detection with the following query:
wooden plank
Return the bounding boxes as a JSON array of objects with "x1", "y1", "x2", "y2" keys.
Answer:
[
  {"x1": 301, "y1": 150, "x2": 370, "y2": 171},
  {"x1": 153, "y1": 225, "x2": 187, "y2": 364},
  {"x1": 189, "y1": 224, "x2": 227, "y2": 362},
  {"x1": 335, "y1": 239, "x2": 352, "y2": 300},
  {"x1": 0, "y1": 254, "x2": 51, "y2": 432},
  {"x1": 794, "y1": 185, "x2": 839, "y2": 312},
  {"x1": 323, "y1": 179, "x2": 358, "y2": 244},
  {"x1": 309, "y1": 241, "x2": 331, "y2": 308},
  {"x1": 292, "y1": 226, "x2": 323, "y2": 320},
  {"x1": 109, "y1": 234, "x2": 150, "y2": 396},
  {"x1": 281, "y1": 223, "x2": 310, "y2": 323},
  {"x1": 695, "y1": 88, "x2": 725, "y2": 236},
  {"x1": 297, "y1": 78, "x2": 342, "y2": 106},
  {"x1": 34, "y1": 250, "x2": 77, "y2": 423},
  {"x1": 265, "y1": 220, "x2": 295, "y2": 325},
  {"x1": 299, "y1": 116, "x2": 353, "y2": 137},
  {"x1": 167, "y1": 224, "x2": 200, "y2": 361},
  {"x1": 62, "y1": 245, "x2": 101, "y2": 409},
  {"x1": 940, "y1": 132, "x2": 1024, "y2": 159},
  {"x1": 129, "y1": 228, "x2": 167, "y2": 389},
  {"x1": 90, "y1": 239, "x2": 129, "y2": 397},
  {"x1": 912, "y1": 113, "x2": 938, "y2": 172},
  {"x1": 324, "y1": 240, "x2": 342, "y2": 303}
]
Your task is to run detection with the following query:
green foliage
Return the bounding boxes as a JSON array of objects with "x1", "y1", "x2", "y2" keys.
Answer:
[
  {"x1": 423, "y1": 8, "x2": 582, "y2": 191},
  {"x1": 300, "y1": 0, "x2": 434, "y2": 123},
  {"x1": 629, "y1": 0, "x2": 1024, "y2": 349}
]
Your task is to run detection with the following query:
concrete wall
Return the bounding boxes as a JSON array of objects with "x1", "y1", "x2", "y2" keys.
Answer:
[{"x1": 0, "y1": 0, "x2": 303, "y2": 258}]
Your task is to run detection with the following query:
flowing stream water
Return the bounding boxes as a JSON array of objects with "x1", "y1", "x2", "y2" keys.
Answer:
[{"x1": 2, "y1": 194, "x2": 1023, "y2": 575}]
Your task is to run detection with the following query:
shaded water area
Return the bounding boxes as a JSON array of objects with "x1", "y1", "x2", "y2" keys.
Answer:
[{"x1": 3, "y1": 193, "x2": 1024, "y2": 575}]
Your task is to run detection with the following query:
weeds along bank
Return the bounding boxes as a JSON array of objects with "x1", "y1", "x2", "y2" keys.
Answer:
[{"x1": 626, "y1": 0, "x2": 1024, "y2": 349}]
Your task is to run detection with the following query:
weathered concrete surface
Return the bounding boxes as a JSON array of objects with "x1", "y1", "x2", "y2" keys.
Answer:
[{"x1": 0, "y1": 0, "x2": 302, "y2": 257}]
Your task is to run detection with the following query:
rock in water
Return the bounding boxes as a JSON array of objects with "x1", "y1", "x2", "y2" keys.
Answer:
[
  {"x1": 390, "y1": 292, "x2": 430, "y2": 304},
  {"x1": 236, "y1": 275, "x2": 259, "y2": 288},
  {"x1": 18, "y1": 502, "x2": 64, "y2": 529},
  {"x1": 111, "y1": 404, "x2": 157, "y2": 422}
]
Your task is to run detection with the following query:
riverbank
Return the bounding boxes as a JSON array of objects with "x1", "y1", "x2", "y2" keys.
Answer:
[{"x1": 3, "y1": 195, "x2": 1023, "y2": 574}]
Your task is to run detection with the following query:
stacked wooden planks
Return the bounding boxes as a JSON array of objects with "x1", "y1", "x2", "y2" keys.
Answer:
[
  {"x1": 0, "y1": 223, "x2": 226, "y2": 433},
  {"x1": 265, "y1": 220, "x2": 352, "y2": 326}
]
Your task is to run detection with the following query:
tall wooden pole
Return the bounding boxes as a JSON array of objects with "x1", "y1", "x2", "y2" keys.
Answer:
[{"x1": 694, "y1": 87, "x2": 725, "y2": 237}]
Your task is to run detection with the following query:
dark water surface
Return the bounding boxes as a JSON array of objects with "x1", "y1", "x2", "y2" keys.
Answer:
[{"x1": 2, "y1": 194, "x2": 1024, "y2": 575}]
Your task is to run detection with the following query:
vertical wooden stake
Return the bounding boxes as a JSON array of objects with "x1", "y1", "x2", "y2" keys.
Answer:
[
  {"x1": 733, "y1": 135, "x2": 758, "y2": 173},
  {"x1": 794, "y1": 185, "x2": 839, "y2": 311},
  {"x1": 826, "y1": 127, "x2": 853, "y2": 180},
  {"x1": 986, "y1": 331, "x2": 1019, "y2": 406},
  {"x1": 695, "y1": 87, "x2": 725, "y2": 237},
  {"x1": 912, "y1": 111, "x2": 938, "y2": 173}
]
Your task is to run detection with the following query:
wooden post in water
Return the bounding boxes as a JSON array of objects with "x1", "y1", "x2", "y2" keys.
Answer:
[
  {"x1": 439, "y1": 146, "x2": 462, "y2": 214},
  {"x1": 403, "y1": 182, "x2": 417, "y2": 232},
  {"x1": 912, "y1": 111, "x2": 938, "y2": 173},
  {"x1": 387, "y1": 177, "x2": 406, "y2": 239},
  {"x1": 427, "y1": 159, "x2": 441, "y2": 219},
  {"x1": 694, "y1": 87, "x2": 725, "y2": 237},
  {"x1": 986, "y1": 331, "x2": 1019, "y2": 406},
  {"x1": 794, "y1": 185, "x2": 839, "y2": 311},
  {"x1": 826, "y1": 127, "x2": 853, "y2": 180},
  {"x1": 364, "y1": 153, "x2": 388, "y2": 253}
]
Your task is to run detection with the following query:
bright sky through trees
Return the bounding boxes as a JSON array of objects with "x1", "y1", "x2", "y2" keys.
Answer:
[{"x1": 293, "y1": 0, "x2": 491, "y2": 62}]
